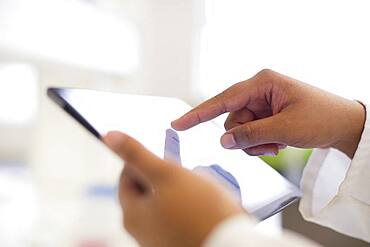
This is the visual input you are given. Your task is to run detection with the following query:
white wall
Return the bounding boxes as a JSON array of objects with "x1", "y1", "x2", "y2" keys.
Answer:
[
  {"x1": 0, "y1": 1, "x2": 206, "y2": 246},
  {"x1": 115, "y1": 0, "x2": 206, "y2": 101},
  {"x1": 198, "y1": 0, "x2": 370, "y2": 101}
]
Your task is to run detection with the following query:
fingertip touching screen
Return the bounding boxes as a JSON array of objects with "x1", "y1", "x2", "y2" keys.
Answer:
[{"x1": 48, "y1": 87, "x2": 301, "y2": 220}]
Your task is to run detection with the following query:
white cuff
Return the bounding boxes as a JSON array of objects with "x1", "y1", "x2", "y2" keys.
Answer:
[
  {"x1": 202, "y1": 214, "x2": 321, "y2": 247},
  {"x1": 202, "y1": 214, "x2": 257, "y2": 247},
  {"x1": 299, "y1": 102, "x2": 370, "y2": 242}
]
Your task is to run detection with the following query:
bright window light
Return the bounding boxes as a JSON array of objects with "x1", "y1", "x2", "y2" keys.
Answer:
[
  {"x1": 0, "y1": 64, "x2": 38, "y2": 125},
  {"x1": 198, "y1": 0, "x2": 370, "y2": 101},
  {"x1": 0, "y1": 0, "x2": 139, "y2": 75}
]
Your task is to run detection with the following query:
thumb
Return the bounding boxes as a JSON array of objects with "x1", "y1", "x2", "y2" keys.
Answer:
[
  {"x1": 220, "y1": 115, "x2": 289, "y2": 150},
  {"x1": 103, "y1": 131, "x2": 167, "y2": 181}
]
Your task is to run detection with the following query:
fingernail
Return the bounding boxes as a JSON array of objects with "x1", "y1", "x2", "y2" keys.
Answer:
[
  {"x1": 221, "y1": 134, "x2": 236, "y2": 149},
  {"x1": 104, "y1": 132, "x2": 126, "y2": 148},
  {"x1": 171, "y1": 119, "x2": 182, "y2": 130}
]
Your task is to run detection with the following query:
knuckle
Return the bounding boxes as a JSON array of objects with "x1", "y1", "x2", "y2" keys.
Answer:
[
  {"x1": 257, "y1": 68, "x2": 274, "y2": 78},
  {"x1": 224, "y1": 115, "x2": 233, "y2": 130},
  {"x1": 242, "y1": 124, "x2": 255, "y2": 142},
  {"x1": 224, "y1": 120, "x2": 229, "y2": 130},
  {"x1": 235, "y1": 124, "x2": 255, "y2": 147},
  {"x1": 215, "y1": 91, "x2": 228, "y2": 112},
  {"x1": 256, "y1": 69, "x2": 278, "y2": 86}
]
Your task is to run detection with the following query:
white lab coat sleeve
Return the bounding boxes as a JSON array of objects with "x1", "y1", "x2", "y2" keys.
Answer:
[
  {"x1": 299, "y1": 104, "x2": 370, "y2": 243},
  {"x1": 203, "y1": 103, "x2": 370, "y2": 247},
  {"x1": 202, "y1": 214, "x2": 321, "y2": 247}
]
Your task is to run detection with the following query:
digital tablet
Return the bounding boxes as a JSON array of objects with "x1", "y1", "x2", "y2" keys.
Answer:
[{"x1": 47, "y1": 87, "x2": 300, "y2": 220}]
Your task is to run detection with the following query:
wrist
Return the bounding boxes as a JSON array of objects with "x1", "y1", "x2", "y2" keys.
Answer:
[{"x1": 333, "y1": 100, "x2": 366, "y2": 158}]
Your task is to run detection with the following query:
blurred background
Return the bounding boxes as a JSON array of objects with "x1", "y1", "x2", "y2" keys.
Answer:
[{"x1": 0, "y1": 0, "x2": 369, "y2": 246}]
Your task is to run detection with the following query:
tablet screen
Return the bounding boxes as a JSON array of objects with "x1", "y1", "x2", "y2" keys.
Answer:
[{"x1": 48, "y1": 87, "x2": 300, "y2": 220}]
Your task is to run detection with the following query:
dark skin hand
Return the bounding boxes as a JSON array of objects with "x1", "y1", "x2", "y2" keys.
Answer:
[
  {"x1": 172, "y1": 69, "x2": 366, "y2": 158},
  {"x1": 103, "y1": 69, "x2": 366, "y2": 247}
]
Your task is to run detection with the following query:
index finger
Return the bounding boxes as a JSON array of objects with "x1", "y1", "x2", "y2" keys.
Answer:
[{"x1": 171, "y1": 81, "x2": 250, "y2": 131}]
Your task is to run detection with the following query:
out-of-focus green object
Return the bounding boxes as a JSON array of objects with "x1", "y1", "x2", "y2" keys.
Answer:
[{"x1": 260, "y1": 147, "x2": 313, "y2": 172}]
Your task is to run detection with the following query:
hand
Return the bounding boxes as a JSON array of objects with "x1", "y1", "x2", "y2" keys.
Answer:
[
  {"x1": 104, "y1": 131, "x2": 244, "y2": 247},
  {"x1": 172, "y1": 69, "x2": 365, "y2": 158}
]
